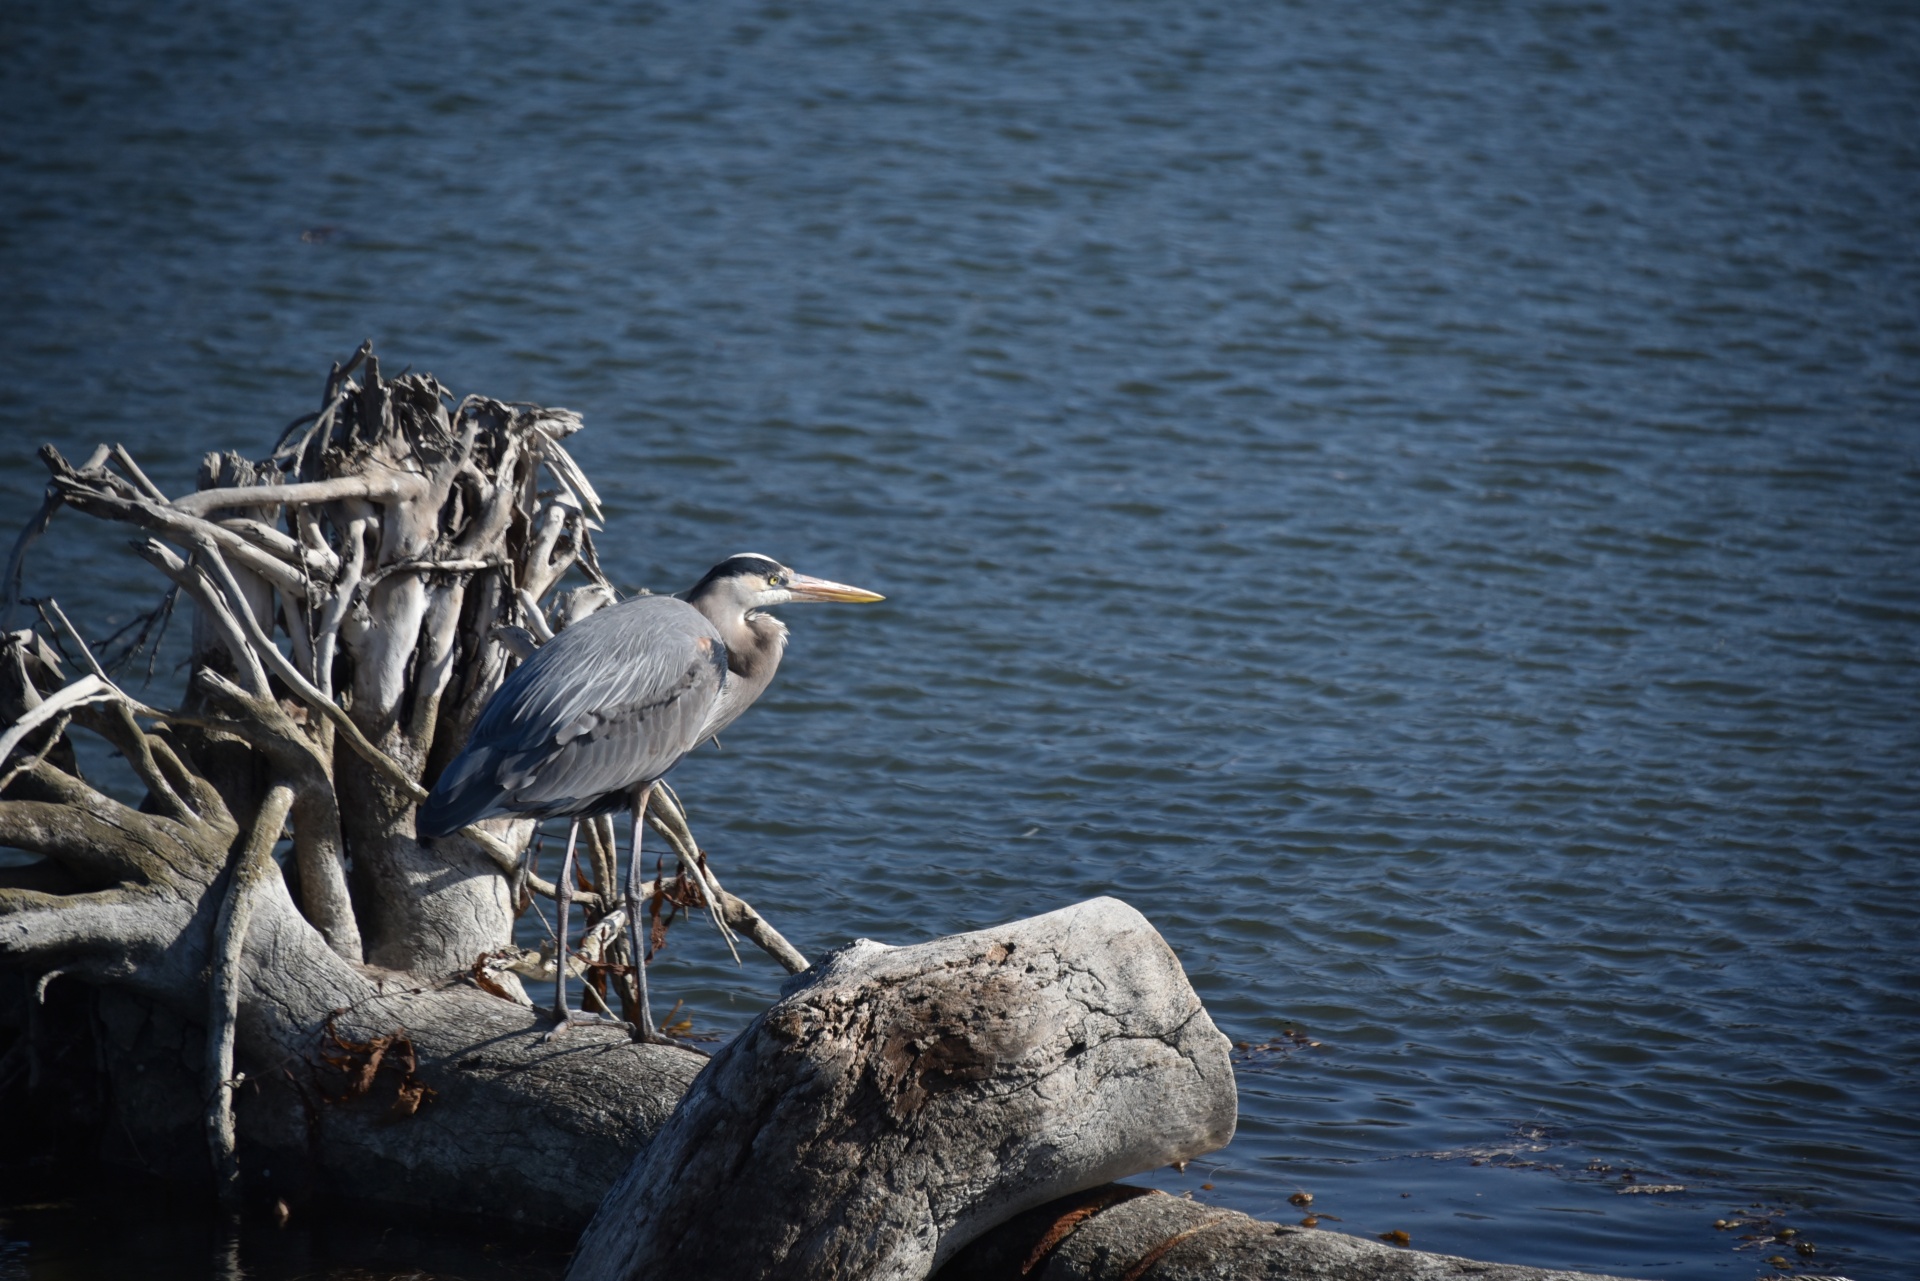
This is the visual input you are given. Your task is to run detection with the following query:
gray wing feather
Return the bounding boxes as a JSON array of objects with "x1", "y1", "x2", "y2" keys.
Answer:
[{"x1": 422, "y1": 596, "x2": 726, "y2": 829}]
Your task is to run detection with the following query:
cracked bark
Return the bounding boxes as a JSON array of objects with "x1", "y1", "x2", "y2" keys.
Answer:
[{"x1": 567, "y1": 897, "x2": 1238, "y2": 1281}]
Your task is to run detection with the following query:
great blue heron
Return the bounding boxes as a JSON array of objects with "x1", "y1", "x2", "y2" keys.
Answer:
[{"x1": 416, "y1": 553, "x2": 883, "y2": 1040}]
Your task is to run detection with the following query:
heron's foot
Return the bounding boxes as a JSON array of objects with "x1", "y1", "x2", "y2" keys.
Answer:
[
  {"x1": 628, "y1": 1024, "x2": 683, "y2": 1047},
  {"x1": 541, "y1": 1009, "x2": 631, "y2": 1042}
]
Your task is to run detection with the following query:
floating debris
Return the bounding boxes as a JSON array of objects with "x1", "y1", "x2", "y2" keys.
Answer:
[{"x1": 1231, "y1": 1025, "x2": 1322, "y2": 1071}]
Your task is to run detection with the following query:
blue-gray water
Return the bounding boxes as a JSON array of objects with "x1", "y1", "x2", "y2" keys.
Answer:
[{"x1": 3, "y1": 1, "x2": 1918, "y2": 1278}]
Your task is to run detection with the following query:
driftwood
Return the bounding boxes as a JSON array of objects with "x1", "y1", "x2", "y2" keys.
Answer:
[
  {"x1": 568, "y1": 898, "x2": 1238, "y2": 1281},
  {"x1": 0, "y1": 346, "x2": 795, "y2": 1225},
  {"x1": 938, "y1": 1186, "x2": 1645, "y2": 1281}
]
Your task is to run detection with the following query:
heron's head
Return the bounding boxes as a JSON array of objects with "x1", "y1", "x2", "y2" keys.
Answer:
[{"x1": 687, "y1": 553, "x2": 884, "y2": 614}]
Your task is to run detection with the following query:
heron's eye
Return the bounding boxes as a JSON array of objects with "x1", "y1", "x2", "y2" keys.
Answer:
[{"x1": 768, "y1": 573, "x2": 783, "y2": 587}]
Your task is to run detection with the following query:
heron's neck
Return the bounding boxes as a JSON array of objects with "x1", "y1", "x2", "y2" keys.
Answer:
[{"x1": 691, "y1": 598, "x2": 788, "y2": 683}]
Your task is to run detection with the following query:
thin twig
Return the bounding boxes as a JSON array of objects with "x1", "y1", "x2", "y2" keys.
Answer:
[
  {"x1": 361, "y1": 557, "x2": 499, "y2": 590},
  {"x1": 2, "y1": 491, "x2": 62, "y2": 632}
]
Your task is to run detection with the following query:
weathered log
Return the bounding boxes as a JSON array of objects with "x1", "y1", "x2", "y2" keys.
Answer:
[
  {"x1": 568, "y1": 897, "x2": 1238, "y2": 1281},
  {"x1": 937, "y1": 1185, "x2": 1645, "y2": 1281}
]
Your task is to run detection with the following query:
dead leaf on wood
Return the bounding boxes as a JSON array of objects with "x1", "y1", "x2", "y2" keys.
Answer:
[
  {"x1": 315, "y1": 1011, "x2": 436, "y2": 1121},
  {"x1": 468, "y1": 950, "x2": 519, "y2": 1003}
]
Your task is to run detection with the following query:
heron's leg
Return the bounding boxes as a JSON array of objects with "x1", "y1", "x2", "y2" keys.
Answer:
[
  {"x1": 627, "y1": 782, "x2": 663, "y2": 1043},
  {"x1": 551, "y1": 818, "x2": 581, "y2": 1026},
  {"x1": 544, "y1": 820, "x2": 626, "y2": 1040}
]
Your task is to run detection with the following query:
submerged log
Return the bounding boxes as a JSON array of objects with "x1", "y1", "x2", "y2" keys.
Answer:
[
  {"x1": 939, "y1": 1185, "x2": 1645, "y2": 1281},
  {"x1": 568, "y1": 897, "x2": 1238, "y2": 1281}
]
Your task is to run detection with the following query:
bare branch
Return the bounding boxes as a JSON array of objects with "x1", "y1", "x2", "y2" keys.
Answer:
[
  {"x1": 133, "y1": 541, "x2": 271, "y2": 699},
  {"x1": 651, "y1": 784, "x2": 806, "y2": 973},
  {"x1": 2, "y1": 490, "x2": 62, "y2": 633},
  {"x1": 207, "y1": 782, "x2": 295, "y2": 1206},
  {"x1": 109, "y1": 444, "x2": 169, "y2": 502},
  {"x1": 170, "y1": 469, "x2": 429, "y2": 517},
  {"x1": 517, "y1": 589, "x2": 556, "y2": 643},
  {"x1": 0, "y1": 674, "x2": 115, "y2": 763},
  {"x1": 532, "y1": 422, "x2": 604, "y2": 525},
  {"x1": 0, "y1": 785, "x2": 182, "y2": 890},
  {"x1": 51, "y1": 479, "x2": 311, "y2": 600},
  {"x1": 0, "y1": 710, "x2": 68, "y2": 796},
  {"x1": 312, "y1": 515, "x2": 367, "y2": 697},
  {"x1": 217, "y1": 516, "x2": 338, "y2": 577},
  {"x1": 406, "y1": 575, "x2": 471, "y2": 747},
  {"x1": 192, "y1": 670, "x2": 361, "y2": 962},
  {"x1": 190, "y1": 532, "x2": 427, "y2": 800}
]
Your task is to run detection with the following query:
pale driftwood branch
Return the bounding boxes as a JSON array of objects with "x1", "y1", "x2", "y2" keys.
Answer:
[
  {"x1": 170, "y1": 469, "x2": 429, "y2": 517},
  {"x1": 0, "y1": 674, "x2": 112, "y2": 764},
  {"x1": 714, "y1": 884, "x2": 807, "y2": 975},
  {"x1": 0, "y1": 710, "x2": 69, "y2": 795},
  {"x1": 216, "y1": 516, "x2": 341, "y2": 581},
  {"x1": 2, "y1": 489, "x2": 62, "y2": 632},
  {"x1": 404, "y1": 574, "x2": 471, "y2": 746},
  {"x1": 206, "y1": 782, "x2": 294, "y2": 1207},
  {"x1": 0, "y1": 886, "x2": 151, "y2": 972},
  {"x1": 450, "y1": 434, "x2": 528, "y2": 562},
  {"x1": 650, "y1": 808, "x2": 738, "y2": 962},
  {"x1": 567, "y1": 898, "x2": 1237, "y2": 1281},
  {"x1": 185, "y1": 531, "x2": 426, "y2": 801},
  {"x1": 491, "y1": 624, "x2": 540, "y2": 661},
  {"x1": 133, "y1": 541, "x2": 272, "y2": 698},
  {"x1": 520, "y1": 503, "x2": 576, "y2": 604},
  {"x1": 531, "y1": 422, "x2": 603, "y2": 523},
  {"x1": 191, "y1": 671, "x2": 361, "y2": 961},
  {"x1": 311, "y1": 514, "x2": 367, "y2": 697},
  {"x1": 518, "y1": 589, "x2": 557, "y2": 642},
  {"x1": 51, "y1": 478, "x2": 311, "y2": 599},
  {"x1": 644, "y1": 784, "x2": 806, "y2": 973},
  {"x1": 109, "y1": 444, "x2": 169, "y2": 503}
]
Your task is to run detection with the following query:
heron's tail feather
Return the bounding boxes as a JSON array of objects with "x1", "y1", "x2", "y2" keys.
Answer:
[{"x1": 416, "y1": 745, "x2": 507, "y2": 838}]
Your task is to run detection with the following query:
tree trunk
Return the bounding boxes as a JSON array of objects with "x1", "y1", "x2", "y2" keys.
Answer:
[{"x1": 567, "y1": 897, "x2": 1238, "y2": 1281}]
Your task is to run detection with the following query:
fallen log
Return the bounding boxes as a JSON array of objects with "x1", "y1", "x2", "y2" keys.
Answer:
[
  {"x1": 937, "y1": 1184, "x2": 1645, "y2": 1281},
  {"x1": 568, "y1": 897, "x2": 1238, "y2": 1281}
]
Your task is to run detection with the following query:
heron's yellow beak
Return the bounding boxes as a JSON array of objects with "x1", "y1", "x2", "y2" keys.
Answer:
[{"x1": 785, "y1": 572, "x2": 884, "y2": 603}]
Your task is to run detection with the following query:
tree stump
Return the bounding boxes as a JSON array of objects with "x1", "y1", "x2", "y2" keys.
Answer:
[
  {"x1": 567, "y1": 897, "x2": 1237, "y2": 1281},
  {"x1": 0, "y1": 346, "x2": 803, "y2": 1225}
]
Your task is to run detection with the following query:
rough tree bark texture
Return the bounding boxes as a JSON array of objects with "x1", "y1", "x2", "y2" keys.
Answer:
[
  {"x1": 0, "y1": 346, "x2": 768, "y2": 1225},
  {"x1": 568, "y1": 897, "x2": 1238, "y2": 1281},
  {"x1": 939, "y1": 1186, "x2": 1645, "y2": 1281}
]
